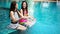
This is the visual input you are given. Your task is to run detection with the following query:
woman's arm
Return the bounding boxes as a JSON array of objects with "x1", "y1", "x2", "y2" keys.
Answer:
[
  {"x1": 20, "y1": 9, "x2": 23, "y2": 16},
  {"x1": 19, "y1": 9, "x2": 27, "y2": 18},
  {"x1": 17, "y1": 11, "x2": 23, "y2": 17},
  {"x1": 10, "y1": 11, "x2": 19, "y2": 23}
]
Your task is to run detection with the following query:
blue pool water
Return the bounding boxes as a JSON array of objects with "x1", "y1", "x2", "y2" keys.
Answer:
[{"x1": 0, "y1": 1, "x2": 60, "y2": 34}]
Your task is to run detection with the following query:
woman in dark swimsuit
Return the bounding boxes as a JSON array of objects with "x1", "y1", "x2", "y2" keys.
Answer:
[{"x1": 8, "y1": 1, "x2": 27, "y2": 30}]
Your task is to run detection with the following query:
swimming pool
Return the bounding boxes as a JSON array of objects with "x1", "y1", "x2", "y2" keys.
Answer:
[{"x1": 0, "y1": 1, "x2": 60, "y2": 34}]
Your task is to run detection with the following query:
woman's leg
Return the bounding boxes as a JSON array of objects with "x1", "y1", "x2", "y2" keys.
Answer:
[
  {"x1": 17, "y1": 24, "x2": 27, "y2": 30},
  {"x1": 25, "y1": 17, "x2": 36, "y2": 27}
]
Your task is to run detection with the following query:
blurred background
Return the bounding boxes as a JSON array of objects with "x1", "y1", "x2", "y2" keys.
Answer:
[{"x1": 0, "y1": 0, "x2": 60, "y2": 34}]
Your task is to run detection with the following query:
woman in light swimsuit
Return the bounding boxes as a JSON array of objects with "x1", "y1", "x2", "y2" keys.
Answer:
[
  {"x1": 20, "y1": 1, "x2": 36, "y2": 27},
  {"x1": 8, "y1": 1, "x2": 27, "y2": 30}
]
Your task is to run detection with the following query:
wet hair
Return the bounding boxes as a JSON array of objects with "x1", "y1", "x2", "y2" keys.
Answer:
[
  {"x1": 10, "y1": 1, "x2": 16, "y2": 11},
  {"x1": 21, "y1": 1, "x2": 28, "y2": 16}
]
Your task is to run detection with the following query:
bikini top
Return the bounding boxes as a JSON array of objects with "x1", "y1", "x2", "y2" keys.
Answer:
[{"x1": 23, "y1": 10, "x2": 28, "y2": 16}]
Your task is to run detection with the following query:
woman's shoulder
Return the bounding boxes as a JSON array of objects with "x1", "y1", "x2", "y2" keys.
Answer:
[
  {"x1": 20, "y1": 9, "x2": 23, "y2": 11},
  {"x1": 20, "y1": 9, "x2": 23, "y2": 13},
  {"x1": 10, "y1": 11, "x2": 14, "y2": 14}
]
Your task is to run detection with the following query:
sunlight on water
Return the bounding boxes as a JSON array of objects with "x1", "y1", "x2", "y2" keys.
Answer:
[{"x1": 42, "y1": 2, "x2": 49, "y2": 8}]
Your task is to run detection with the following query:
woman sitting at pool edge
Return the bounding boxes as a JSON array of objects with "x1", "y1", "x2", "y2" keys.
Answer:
[
  {"x1": 20, "y1": 1, "x2": 36, "y2": 27},
  {"x1": 8, "y1": 1, "x2": 27, "y2": 30}
]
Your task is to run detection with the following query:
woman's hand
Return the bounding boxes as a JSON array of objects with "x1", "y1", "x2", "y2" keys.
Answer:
[{"x1": 17, "y1": 11, "x2": 23, "y2": 17}]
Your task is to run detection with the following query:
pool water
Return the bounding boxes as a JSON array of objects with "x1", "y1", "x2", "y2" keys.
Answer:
[{"x1": 0, "y1": 1, "x2": 60, "y2": 34}]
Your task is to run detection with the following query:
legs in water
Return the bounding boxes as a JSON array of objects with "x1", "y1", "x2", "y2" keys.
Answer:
[{"x1": 16, "y1": 24, "x2": 27, "y2": 30}]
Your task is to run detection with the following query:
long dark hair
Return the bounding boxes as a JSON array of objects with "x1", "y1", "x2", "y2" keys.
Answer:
[
  {"x1": 10, "y1": 1, "x2": 16, "y2": 11},
  {"x1": 21, "y1": 1, "x2": 28, "y2": 16}
]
